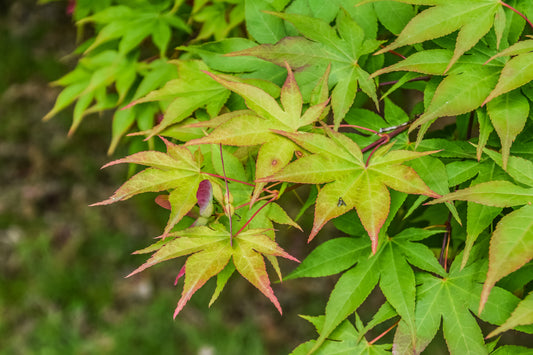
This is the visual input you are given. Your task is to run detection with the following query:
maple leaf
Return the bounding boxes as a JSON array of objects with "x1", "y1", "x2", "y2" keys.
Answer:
[
  {"x1": 259, "y1": 128, "x2": 440, "y2": 253},
  {"x1": 127, "y1": 223, "x2": 299, "y2": 317},
  {"x1": 91, "y1": 137, "x2": 212, "y2": 236},
  {"x1": 483, "y1": 39, "x2": 533, "y2": 105},
  {"x1": 366, "y1": 0, "x2": 504, "y2": 72},
  {"x1": 428, "y1": 181, "x2": 533, "y2": 313},
  {"x1": 294, "y1": 228, "x2": 444, "y2": 352},
  {"x1": 185, "y1": 63, "x2": 329, "y2": 203},
  {"x1": 228, "y1": 8, "x2": 381, "y2": 128},
  {"x1": 78, "y1": 4, "x2": 190, "y2": 57},
  {"x1": 125, "y1": 60, "x2": 231, "y2": 139}
]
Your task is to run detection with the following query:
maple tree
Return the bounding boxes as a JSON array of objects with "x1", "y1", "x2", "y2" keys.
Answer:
[{"x1": 45, "y1": 0, "x2": 533, "y2": 353}]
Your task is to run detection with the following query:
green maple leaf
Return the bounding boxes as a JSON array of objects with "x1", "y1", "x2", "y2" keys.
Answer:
[
  {"x1": 296, "y1": 228, "x2": 444, "y2": 352},
  {"x1": 483, "y1": 39, "x2": 533, "y2": 105},
  {"x1": 259, "y1": 128, "x2": 439, "y2": 253},
  {"x1": 429, "y1": 181, "x2": 533, "y2": 313},
  {"x1": 79, "y1": 4, "x2": 190, "y2": 57},
  {"x1": 486, "y1": 291, "x2": 533, "y2": 338},
  {"x1": 185, "y1": 63, "x2": 329, "y2": 202},
  {"x1": 408, "y1": 262, "x2": 488, "y2": 354},
  {"x1": 127, "y1": 60, "x2": 231, "y2": 139},
  {"x1": 228, "y1": 9, "x2": 381, "y2": 128},
  {"x1": 91, "y1": 137, "x2": 211, "y2": 236},
  {"x1": 367, "y1": 0, "x2": 504, "y2": 72},
  {"x1": 44, "y1": 50, "x2": 138, "y2": 134},
  {"x1": 127, "y1": 223, "x2": 298, "y2": 317},
  {"x1": 291, "y1": 315, "x2": 392, "y2": 354}
]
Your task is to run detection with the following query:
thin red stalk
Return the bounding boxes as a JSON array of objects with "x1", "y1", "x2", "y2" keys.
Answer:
[
  {"x1": 439, "y1": 217, "x2": 451, "y2": 272},
  {"x1": 201, "y1": 172, "x2": 255, "y2": 186},
  {"x1": 365, "y1": 140, "x2": 384, "y2": 166},
  {"x1": 362, "y1": 122, "x2": 410, "y2": 154},
  {"x1": 234, "y1": 196, "x2": 277, "y2": 237},
  {"x1": 369, "y1": 320, "x2": 400, "y2": 345},
  {"x1": 219, "y1": 144, "x2": 233, "y2": 242},
  {"x1": 501, "y1": 1, "x2": 533, "y2": 30},
  {"x1": 444, "y1": 224, "x2": 451, "y2": 273}
]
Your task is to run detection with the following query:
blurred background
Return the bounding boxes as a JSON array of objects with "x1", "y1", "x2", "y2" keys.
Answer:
[{"x1": 0, "y1": 1, "x2": 333, "y2": 353}]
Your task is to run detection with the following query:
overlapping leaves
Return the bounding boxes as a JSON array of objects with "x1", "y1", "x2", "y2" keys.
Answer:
[
  {"x1": 260, "y1": 127, "x2": 439, "y2": 253},
  {"x1": 229, "y1": 8, "x2": 381, "y2": 128},
  {"x1": 128, "y1": 223, "x2": 299, "y2": 318},
  {"x1": 186, "y1": 63, "x2": 329, "y2": 202}
]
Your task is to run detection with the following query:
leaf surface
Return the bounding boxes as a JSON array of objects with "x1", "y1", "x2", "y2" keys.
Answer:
[
  {"x1": 263, "y1": 130, "x2": 438, "y2": 249},
  {"x1": 480, "y1": 205, "x2": 533, "y2": 313},
  {"x1": 230, "y1": 9, "x2": 380, "y2": 127}
]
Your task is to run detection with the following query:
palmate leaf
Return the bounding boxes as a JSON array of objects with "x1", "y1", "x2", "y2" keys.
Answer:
[
  {"x1": 91, "y1": 137, "x2": 209, "y2": 235},
  {"x1": 79, "y1": 4, "x2": 190, "y2": 56},
  {"x1": 301, "y1": 228, "x2": 443, "y2": 352},
  {"x1": 409, "y1": 66, "x2": 500, "y2": 135},
  {"x1": 486, "y1": 291, "x2": 533, "y2": 338},
  {"x1": 428, "y1": 182, "x2": 533, "y2": 313},
  {"x1": 186, "y1": 63, "x2": 329, "y2": 202},
  {"x1": 367, "y1": 0, "x2": 503, "y2": 72},
  {"x1": 127, "y1": 224, "x2": 298, "y2": 317},
  {"x1": 408, "y1": 262, "x2": 488, "y2": 355},
  {"x1": 260, "y1": 128, "x2": 439, "y2": 253},
  {"x1": 483, "y1": 41, "x2": 533, "y2": 105},
  {"x1": 127, "y1": 60, "x2": 231, "y2": 139},
  {"x1": 228, "y1": 9, "x2": 381, "y2": 128}
]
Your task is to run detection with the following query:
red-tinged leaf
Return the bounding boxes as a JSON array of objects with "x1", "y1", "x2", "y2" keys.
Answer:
[
  {"x1": 101, "y1": 151, "x2": 187, "y2": 170},
  {"x1": 186, "y1": 113, "x2": 277, "y2": 147},
  {"x1": 253, "y1": 136, "x2": 297, "y2": 203},
  {"x1": 310, "y1": 176, "x2": 364, "y2": 242},
  {"x1": 236, "y1": 230, "x2": 299, "y2": 262},
  {"x1": 174, "y1": 243, "x2": 232, "y2": 318},
  {"x1": 354, "y1": 173, "x2": 390, "y2": 254},
  {"x1": 372, "y1": 49, "x2": 452, "y2": 77},
  {"x1": 483, "y1": 148, "x2": 533, "y2": 187},
  {"x1": 90, "y1": 168, "x2": 198, "y2": 206},
  {"x1": 231, "y1": 10, "x2": 378, "y2": 126},
  {"x1": 372, "y1": 165, "x2": 440, "y2": 198},
  {"x1": 485, "y1": 39, "x2": 533, "y2": 64},
  {"x1": 273, "y1": 130, "x2": 362, "y2": 163},
  {"x1": 428, "y1": 180, "x2": 533, "y2": 207},
  {"x1": 155, "y1": 194, "x2": 171, "y2": 210},
  {"x1": 482, "y1": 52, "x2": 533, "y2": 105},
  {"x1": 485, "y1": 291, "x2": 533, "y2": 338},
  {"x1": 480, "y1": 205, "x2": 533, "y2": 313},
  {"x1": 164, "y1": 176, "x2": 201, "y2": 235},
  {"x1": 261, "y1": 154, "x2": 358, "y2": 185},
  {"x1": 375, "y1": 1, "x2": 500, "y2": 71},
  {"x1": 410, "y1": 66, "x2": 499, "y2": 132},
  {"x1": 204, "y1": 72, "x2": 288, "y2": 127},
  {"x1": 266, "y1": 202, "x2": 302, "y2": 232},
  {"x1": 280, "y1": 62, "x2": 303, "y2": 127},
  {"x1": 232, "y1": 237, "x2": 282, "y2": 314},
  {"x1": 127, "y1": 233, "x2": 230, "y2": 277},
  {"x1": 160, "y1": 136, "x2": 200, "y2": 170},
  {"x1": 264, "y1": 133, "x2": 438, "y2": 246},
  {"x1": 486, "y1": 91, "x2": 529, "y2": 170}
]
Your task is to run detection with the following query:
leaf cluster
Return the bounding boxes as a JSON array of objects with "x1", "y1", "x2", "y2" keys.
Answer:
[{"x1": 46, "y1": 0, "x2": 533, "y2": 353}]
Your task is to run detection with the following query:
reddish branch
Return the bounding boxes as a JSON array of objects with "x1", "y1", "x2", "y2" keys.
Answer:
[{"x1": 501, "y1": 1, "x2": 533, "y2": 30}]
